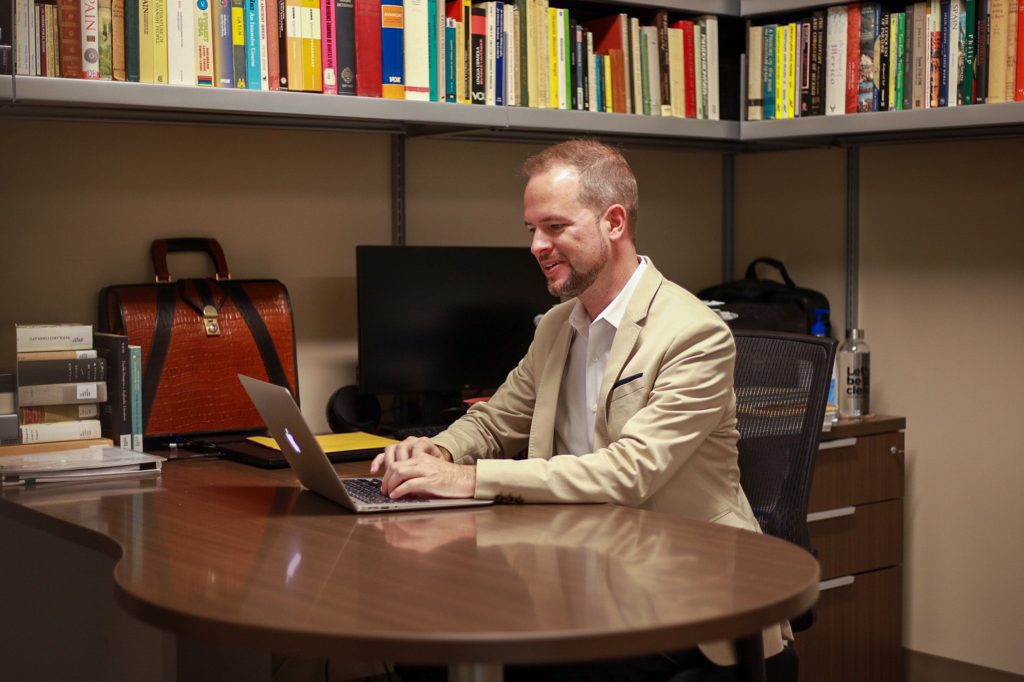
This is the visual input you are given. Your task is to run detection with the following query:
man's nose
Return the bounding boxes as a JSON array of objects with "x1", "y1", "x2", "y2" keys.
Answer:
[{"x1": 530, "y1": 230, "x2": 550, "y2": 256}]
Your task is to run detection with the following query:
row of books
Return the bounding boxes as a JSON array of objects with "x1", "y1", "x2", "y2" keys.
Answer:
[
  {"x1": 5, "y1": 0, "x2": 722, "y2": 118},
  {"x1": 748, "y1": 0, "x2": 1024, "y2": 121},
  {"x1": 1, "y1": 323, "x2": 142, "y2": 453}
]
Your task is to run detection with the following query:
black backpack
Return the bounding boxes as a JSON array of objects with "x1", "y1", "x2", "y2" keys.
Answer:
[{"x1": 698, "y1": 258, "x2": 832, "y2": 337}]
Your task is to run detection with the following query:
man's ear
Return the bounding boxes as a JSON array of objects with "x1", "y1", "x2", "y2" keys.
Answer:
[{"x1": 603, "y1": 204, "x2": 629, "y2": 242}]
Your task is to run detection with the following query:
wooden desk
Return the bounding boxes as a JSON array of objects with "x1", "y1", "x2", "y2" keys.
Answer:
[{"x1": 0, "y1": 458, "x2": 819, "y2": 681}]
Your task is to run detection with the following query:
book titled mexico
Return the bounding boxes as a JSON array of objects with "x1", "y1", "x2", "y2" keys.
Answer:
[{"x1": 381, "y1": 0, "x2": 405, "y2": 98}]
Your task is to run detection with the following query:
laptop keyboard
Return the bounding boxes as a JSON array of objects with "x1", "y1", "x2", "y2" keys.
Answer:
[{"x1": 342, "y1": 477, "x2": 419, "y2": 505}]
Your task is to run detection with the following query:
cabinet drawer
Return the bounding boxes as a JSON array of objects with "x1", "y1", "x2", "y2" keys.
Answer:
[
  {"x1": 809, "y1": 432, "x2": 905, "y2": 511},
  {"x1": 808, "y1": 499, "x2": 903, "y2": 580},
  {"x1": 795, "y1": 566, "x2": 903, "y2": 682}
]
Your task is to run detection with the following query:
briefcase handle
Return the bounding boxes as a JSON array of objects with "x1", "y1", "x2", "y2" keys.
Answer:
[
  {"x1": 151, "y1": 238, "x2": 231, "y2": 283},
  {"x1": 744, "y1": 257, "x2": 796, "y2": 288}
]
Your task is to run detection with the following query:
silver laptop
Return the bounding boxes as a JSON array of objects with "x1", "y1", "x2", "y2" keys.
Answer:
[{"x1": 238, "y1": 375, "x2": 493, "y2": 513}]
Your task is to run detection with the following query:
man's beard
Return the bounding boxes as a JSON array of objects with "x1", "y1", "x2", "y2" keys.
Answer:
[{"x1": 549, "y1": 239, "x2": 609, "y2": 299}]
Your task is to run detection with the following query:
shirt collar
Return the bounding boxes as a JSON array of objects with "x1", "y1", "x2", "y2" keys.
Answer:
[{"x1": 568, "y1": 256, "x2": 649, "y2": 335}]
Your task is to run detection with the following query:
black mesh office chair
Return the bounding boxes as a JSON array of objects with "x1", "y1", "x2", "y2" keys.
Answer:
[{"x1": 671, "y1": 330, "x2": 837, "y2": 682}]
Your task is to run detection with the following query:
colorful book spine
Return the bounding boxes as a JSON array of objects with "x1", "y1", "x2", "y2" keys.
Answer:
[
  {"x1": 445, "y1": 15, "x2": 457, "y2": 100},
  {"x1": 300, "y1": 0, "x2": 322, "y2": 91},
  {"x1": 194, "y1": 0, "x2": 214, "y2": 84},
  {"x1": 404, "y1": 0, "x2": 429, "y2": 99},
  {"x1": 113, "y1": 0, "x2": 127, "y2": 80},
  {"x1": 139, "y1": 0, "x2": 155, "y2": 82},
  {"x1": 858, "y1": 2, "x2": 880, "y2": 111},
  {"x1": 212, "y1": 0, "x2": 233, "y2": 85},
  {"x1": 381, "y1": 0, "x2": 405, "y2": 97},
  {"x1": 153, "y1": 0, "x2": 168, "y2": 82},
  {"x1": 129, "y1": 345, "x2": 142, "y2": 451},
  {"x1": 285, "y1": 0, "x2": 303, "y2": 89},
  {"x1": 245, "y1": 0, "x2": 262, "y2": 88},
  {"x1": 939, "y1": 0, "x2": 951, "y2": 105},
  {"x1": 495, "y1": 1, "x2": 505, "y2": 105},
  {"x1": 963, "y1": 0, "x2": 976, "y2": 102},
  {"x1": 763, "y1": 23, "x2": 776, "y2": 120},
  {"x1": 845, "y1": 3, "x2": 861, "y2": 112},
  {"x1": 354, "y1": 0, "x2": 382, "y2": 96},
  {"x1": 98, "y1": 0, "x2": 112, "y2": 79},
  {"x1": 321, "y1": 0, "x2": 338, "y2": 92},
  {"x1": 469, "y1": 3, "x2": 484, "y2": 102},
  {"x1": 57, "y1": 0, "x2": 84, "y2": 79},
  {"x1": 259, "y1": 0, "x2": 271, "y2": 88},
  {"x1": 428, "y1": 0, "x2": 439, "y2": 100},
  {"x1": 231, "y1": 0, "x2": 247, "y2": 86},
  {"x1": 20, "y1": 404, "x2": 100, "y2": 424},
  {"x1": 335, "y1": 0, "x2": 356, "y2": 94}
]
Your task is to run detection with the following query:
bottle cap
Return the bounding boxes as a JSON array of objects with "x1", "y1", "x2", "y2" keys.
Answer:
[{"x1": 811, "y1": 309, "x2": 828, "y2": 337}]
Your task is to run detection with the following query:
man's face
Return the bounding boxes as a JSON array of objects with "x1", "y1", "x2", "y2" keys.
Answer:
[{"x1": 523, "y1": 165, "x2": 609, "y2": 300}]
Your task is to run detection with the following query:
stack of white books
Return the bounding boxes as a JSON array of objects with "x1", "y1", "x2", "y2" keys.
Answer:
[{"x1": 0, "y1": 446, "x2": 164, "y2": 486}]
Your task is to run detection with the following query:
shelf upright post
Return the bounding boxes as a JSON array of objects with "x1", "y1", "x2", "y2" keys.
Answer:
[
  {"x1": 845, "y1": 146, "x2": 860, "y2": 333},
  {"x1": 722, "y1": 152, "x2": 736, "y2": 282},
  {"x1": 392, "y1": 135, "x2": 406, "y2": 246}
]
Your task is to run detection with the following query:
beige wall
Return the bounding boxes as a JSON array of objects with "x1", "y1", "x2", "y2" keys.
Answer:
[
  {"x1": 3, "y1": 118, "x2": 1021, "y2": 674},
  {"x1": 736, "y1": 139, "x2": 1024, "y2": 676}
]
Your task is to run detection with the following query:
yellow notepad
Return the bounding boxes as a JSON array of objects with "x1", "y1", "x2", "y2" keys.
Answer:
[{"x1": 248, "y1": 432, "x2": 399, "y2": 454}]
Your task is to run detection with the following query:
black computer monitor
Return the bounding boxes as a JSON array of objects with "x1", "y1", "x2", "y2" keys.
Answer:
[{"x1": 356, "y1": 246, "x2": 557, "y2": 407}]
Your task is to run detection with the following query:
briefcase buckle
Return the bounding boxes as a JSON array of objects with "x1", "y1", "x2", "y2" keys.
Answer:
[{"x1": 203, "y1": 305, "x2": 221, "y2": 336}]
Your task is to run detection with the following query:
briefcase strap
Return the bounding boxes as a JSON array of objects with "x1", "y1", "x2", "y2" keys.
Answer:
[
  {"x1": 142, "y1": 286, "x2": 180, "y2": 429},
  {"x1": 221, "y1": 282, "x2": 291, "y2": 391}
]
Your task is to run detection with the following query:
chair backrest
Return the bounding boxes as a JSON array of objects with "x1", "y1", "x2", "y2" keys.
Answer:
[{"x1": 732, "y1": 330, "x2": 837, "y2": 555}]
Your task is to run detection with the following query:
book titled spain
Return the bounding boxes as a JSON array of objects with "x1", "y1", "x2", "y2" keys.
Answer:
[
  {"x1": 81, "y1": 0, "x2": 101, "y2": 78},
  {"x1": 381, "y1": 0, "x2": 405, "y2": 98}
]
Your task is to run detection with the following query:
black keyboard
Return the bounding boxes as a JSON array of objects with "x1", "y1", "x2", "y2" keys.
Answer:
[
  {"x1": 389, "y1": 424, "x2": 447, "y2": 440},
  {"x1": 342, "y1": 478, "x2": 419, "y2": 505}
]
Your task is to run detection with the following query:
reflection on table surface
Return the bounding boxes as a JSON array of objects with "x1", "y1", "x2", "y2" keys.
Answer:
[{"x1": 1, "y1": 458, "x2": 819, "y2": 664}]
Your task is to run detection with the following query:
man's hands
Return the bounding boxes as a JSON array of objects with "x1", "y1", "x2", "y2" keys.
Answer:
[{"x1": 369, "y1": 437, "x2": 476, "y2": 499}]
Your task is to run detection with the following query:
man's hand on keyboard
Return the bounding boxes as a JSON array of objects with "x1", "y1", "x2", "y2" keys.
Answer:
[
  {"x1": 371, "y1": 436, "x2": 453, "y2": 474},
  {"x1": 371, "y1": 437, "x2": 475, "y2": 500}
]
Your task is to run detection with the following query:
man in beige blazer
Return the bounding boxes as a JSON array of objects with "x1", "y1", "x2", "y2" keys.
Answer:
[{"x1": 371, "y1": 139, "x2": 789, "y2": 677}]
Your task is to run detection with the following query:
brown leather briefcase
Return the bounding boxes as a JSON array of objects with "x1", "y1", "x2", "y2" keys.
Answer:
[{"x1": 98, "y1": 238, "x2": 299, "y2": 443}]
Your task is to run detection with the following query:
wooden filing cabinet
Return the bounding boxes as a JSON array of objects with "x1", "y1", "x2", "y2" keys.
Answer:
[{"x1": 795, "y1": 415, "x2": 906, "y2": 682}]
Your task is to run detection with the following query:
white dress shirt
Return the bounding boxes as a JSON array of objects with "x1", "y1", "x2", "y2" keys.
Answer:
[{"x1": 553, "y1": 257, "x2": 649, "y2": 456}]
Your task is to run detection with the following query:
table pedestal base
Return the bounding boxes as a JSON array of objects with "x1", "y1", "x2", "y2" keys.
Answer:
[{"x1": 448, "y1": 663, "x2": 504, "y2": 682}]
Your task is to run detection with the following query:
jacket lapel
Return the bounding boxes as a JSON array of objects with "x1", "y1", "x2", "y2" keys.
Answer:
[
  {"x1": 528, "y1": 320, "x2": 574, "y2": 458},
  {"x1": 594, "y1": 265, "x2": 663, "y2": 444}
]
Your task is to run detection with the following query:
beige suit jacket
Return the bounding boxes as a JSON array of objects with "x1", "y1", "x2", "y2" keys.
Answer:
[{"x1": 433, "y1": 261, "x2": 789, "y2": 665}]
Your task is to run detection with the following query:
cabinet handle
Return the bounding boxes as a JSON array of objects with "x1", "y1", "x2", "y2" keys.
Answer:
[
  {"x1": 890, "y1": 446, "x2": 905, "y2": 456},
  {"x1": 819, "y1": 437, "x2": 857, "y2": 451},
  {"x1": 819, "y1": 575, "x2": 855, "y2": 592},
  {"x1": 807, "y1": 506, "x2": 856, "y2": 523}
]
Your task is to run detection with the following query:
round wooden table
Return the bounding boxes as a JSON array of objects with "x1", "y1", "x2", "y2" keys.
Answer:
[{"x1": 1, "y1": 457, "x2": 819, "y2": 681}]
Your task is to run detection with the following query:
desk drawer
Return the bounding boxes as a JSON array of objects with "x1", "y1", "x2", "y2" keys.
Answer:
[
  {"x1": 795, "y1": 566, "x2": 903, "y2": 682},
  {"x1": 808, "y1": 499, "x2": 903, "y2": 580},
  {"x1": 809, "y1": 432, "x2": 905, "y2": 511}
]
